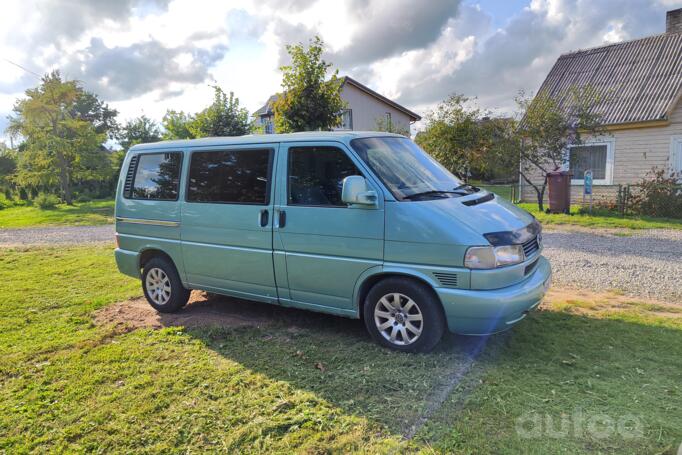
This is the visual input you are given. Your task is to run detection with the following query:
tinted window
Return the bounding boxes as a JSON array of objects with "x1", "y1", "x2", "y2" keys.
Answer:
[
  {"x1": 130, "y1": 152, "x2": 181, "y2": 200},
  {"x1": 187, "y1": 149, "x2": 272, "y2": 204},
  {"x1": 288, "y1": 146, "x2": 361, "y2": 206}
]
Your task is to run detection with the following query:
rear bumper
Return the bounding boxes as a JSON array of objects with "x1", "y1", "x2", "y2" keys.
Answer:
[
  {"x1": 437, "y1": 256, "x2": 551, "y2": 335},
  {"x1": 115, "y1": 248, "x2": 140, "y2": 279}
]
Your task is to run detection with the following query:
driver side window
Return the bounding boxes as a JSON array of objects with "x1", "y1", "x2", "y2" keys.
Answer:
[{"x1": 287, "y1": 146, "x2": 362, "y2": 207}]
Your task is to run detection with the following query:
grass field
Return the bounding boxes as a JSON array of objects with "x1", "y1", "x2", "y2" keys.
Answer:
[
  {"x1": 0, "y1": 199, "x2": 114, "y2": 228},
  {"x1": 517, "y1": 203, "x2": 682, "y2": 231},
  {"x1": 0, "y1": 245, "x2": 680, "y2": 452}
]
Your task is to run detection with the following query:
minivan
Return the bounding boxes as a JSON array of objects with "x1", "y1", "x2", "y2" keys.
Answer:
[{"x1": 114, "y1": 132, "x2": 551, "y2": 352}]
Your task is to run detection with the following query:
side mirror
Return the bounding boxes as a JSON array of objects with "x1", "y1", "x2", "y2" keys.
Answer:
[{"x1": 342, "y1": 176, "x2": 378, "y2": 206}]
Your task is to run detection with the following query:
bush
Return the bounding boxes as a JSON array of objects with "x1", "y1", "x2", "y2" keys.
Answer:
[
  {"x1": 34, "y1": 193, "x2": 61, "y2": 210},
  {"x1": 75, "y1": 194, "x2": 92, "y2": 203},
  {"x1": 630, "y1": 169, "x2": 682, "y2": 219}
]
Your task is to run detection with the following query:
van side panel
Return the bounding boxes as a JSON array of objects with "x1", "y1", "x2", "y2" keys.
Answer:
[{"x1": 115, "y1": 150, "x2": 186, "y2": 282}]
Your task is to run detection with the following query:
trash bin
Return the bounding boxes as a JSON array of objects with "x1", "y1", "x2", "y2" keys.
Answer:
[{"x1": 546, "y1": 171, "x2": 572, "y2": 214}]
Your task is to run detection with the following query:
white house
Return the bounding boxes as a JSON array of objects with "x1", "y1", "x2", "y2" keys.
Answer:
[{"x1": 252, "y1": 76, "x2": 421, "y2": 134}]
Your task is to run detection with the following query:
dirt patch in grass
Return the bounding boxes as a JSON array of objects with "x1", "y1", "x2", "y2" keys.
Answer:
[{"x1": 94, "y1": 291, "x2": 282, "y2": 332}]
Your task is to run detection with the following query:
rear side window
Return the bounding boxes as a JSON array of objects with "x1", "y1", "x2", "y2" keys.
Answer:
[
  {"x1": 288, "y1": 146, "x2": 362, "y2": 207},
  {"x1": 127, "y1": 152, "x2": 182, "y2": 200},
  {"x1": 187, "y1": 149, "x2": 273, "y2": 204}
]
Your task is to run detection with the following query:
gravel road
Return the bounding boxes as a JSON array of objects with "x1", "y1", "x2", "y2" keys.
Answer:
[
  {"x1": 542, "y1": 228, "x2": 682, "y2": 302},
  {"x1": 0, "y1": 224, "x2": 114, "y2": 246},
  {"x1": 1, "y1": 224, "x2": 680, "y2": 302}
]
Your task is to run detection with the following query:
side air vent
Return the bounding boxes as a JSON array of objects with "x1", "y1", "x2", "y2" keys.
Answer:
[
  {"x1": 123, "y1": 155, "x2": 139, "y2": 198},
  {"x1": 462, "y1": 192, "x2": 495, "y2": 206},
  {"x1": 433, "y1": 272, "x2": 459, "y2": 288}
]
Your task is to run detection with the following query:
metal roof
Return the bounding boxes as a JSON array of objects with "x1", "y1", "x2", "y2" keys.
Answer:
[
  {"x1": 536, "y1": 32, "x2": 682, "y2": 126},
  {"x1": 128, "y1": 131, "x2": 406, "y2": 152}
]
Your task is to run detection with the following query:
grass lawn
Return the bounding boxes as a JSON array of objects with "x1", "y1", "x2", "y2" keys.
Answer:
[
  {"x1": 0, "y1": 199, "x2": 114, "y2": 229},
  {"x1": 517, "y1": 203, "x2": 682, "y2": 231},
  {"x1": 0, "y1": 245, "x2": 680, "y2": 452}
]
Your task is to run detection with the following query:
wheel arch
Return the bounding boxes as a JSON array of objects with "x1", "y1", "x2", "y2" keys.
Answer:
[{"x1": 353, "y1": 266, "x2": 443, "y2": 319}]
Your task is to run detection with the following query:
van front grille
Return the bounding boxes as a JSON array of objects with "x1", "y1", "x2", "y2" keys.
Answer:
[
  {"x1": 123, "y1": 155, "x2": 139, "y2": 197},
  {"x1": 522, "y1": 236, "x2": 540, "y2": 258},
  {"x1": 433, "y1": 272, "x2": 458, "y2": 288}
]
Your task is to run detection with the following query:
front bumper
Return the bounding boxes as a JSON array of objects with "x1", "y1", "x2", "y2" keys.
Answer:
[{"x1": 436, "y1": 256, "x2": 551, "y2": 335}]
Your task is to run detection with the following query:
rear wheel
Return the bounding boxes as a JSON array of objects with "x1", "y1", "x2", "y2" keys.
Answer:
[
  {"x1": 363, "y1": 278, "x2": 445, "y2": 352},
  {"x1": 142, "y1": 256, "x2": 190, "y2": 313}
]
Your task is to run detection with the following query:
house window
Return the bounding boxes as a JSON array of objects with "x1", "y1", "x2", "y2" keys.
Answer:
[
  {"x1": 340, "y1": 109, "x2": 353, "y2": 130},
  {"x1": 567, "y1": 140, "x2": 614, "y2": 185}
]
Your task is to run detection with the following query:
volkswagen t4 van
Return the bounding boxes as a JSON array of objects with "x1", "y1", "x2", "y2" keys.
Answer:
[{"x1": 114, "y1": 132, "x2": 551, "y2": 352}]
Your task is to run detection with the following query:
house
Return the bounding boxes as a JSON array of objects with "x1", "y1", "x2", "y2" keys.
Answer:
[
  {"x1": 252, "y1": 76, "x2": 421, "y2": 134},
  {"x1": 520, "y1": 8, "x2": 682, "y2": 203}
]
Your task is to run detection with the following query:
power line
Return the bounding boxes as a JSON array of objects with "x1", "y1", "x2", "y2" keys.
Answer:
[{"x1": 2, "y1": 58, "x2": 42, "y2": 79}]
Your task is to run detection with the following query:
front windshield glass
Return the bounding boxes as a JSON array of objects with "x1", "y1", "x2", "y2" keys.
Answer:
[{"x1": 350, "y1": 136, "x2": 463, "y2": 200}]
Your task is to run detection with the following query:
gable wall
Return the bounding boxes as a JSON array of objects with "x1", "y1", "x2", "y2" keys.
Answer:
[{"x1": 339, "y1": 83, "x2": 412, "y2": 133}]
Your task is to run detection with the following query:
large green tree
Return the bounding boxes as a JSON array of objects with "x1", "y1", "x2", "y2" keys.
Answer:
[
  {"x1": 118, "y1": 115, "x2": 162, "y2": 151},
  {"x1": 273, "y1": 36, "x2": 345, "y2": 132},
  {"x1": 7, "y1": 71, "x2": 110, "y2": 204},
  {"x1": 517, "y1": 86, "x2": 606, "y2": 210},
  {"x1": 189, "y1": 86, "x2": 249, "y2": 137},
  {"x1": 416, "y1": 95, "x2": 492, "y2": 180},
  {"x1": 160, "y1": 86, "x2": 249, "y2": 139}
]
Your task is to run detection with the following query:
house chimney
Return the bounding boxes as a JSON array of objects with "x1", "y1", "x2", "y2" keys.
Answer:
[{"x1": 666, "y1": 8, "x2": 682, "y2": 34}]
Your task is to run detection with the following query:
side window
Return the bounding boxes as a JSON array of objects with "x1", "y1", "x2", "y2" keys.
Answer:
[
  {"x1": 187, "y1": 149, "x2": 272, "y2": 204},
  {"x1": 288, "y1": 146, "x2": 362, "y2": 207},
  {"x1": 128, "y1": 152, "x2": 182, "y2": 200}
]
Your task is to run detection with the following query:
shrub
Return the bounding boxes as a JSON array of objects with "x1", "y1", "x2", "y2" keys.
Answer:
[
  {"x1": 629, "y1": 169, "x2": 682, "y2": 219},
  {"x1": 34, "y1": 193, "x2": 61, "y2": 210},
  {"x1": 75, "y1": 194, "x2": 92, "y2": 203}
]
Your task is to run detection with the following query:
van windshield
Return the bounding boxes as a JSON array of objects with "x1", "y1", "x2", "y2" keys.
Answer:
[{"x1": 350, "y1": 136, "x2": 465, "y2": 200}]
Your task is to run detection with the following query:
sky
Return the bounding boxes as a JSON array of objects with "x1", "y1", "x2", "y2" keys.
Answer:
[{"x1": 0, "y1": 0, "x2": 680, "y2": 141}]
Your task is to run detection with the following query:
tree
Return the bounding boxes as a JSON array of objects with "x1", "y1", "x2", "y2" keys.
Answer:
[
  {"x1": 189, "y1": 86, "x2": 250, "y2": 137},
  {"x1": 162, "y1": 110, "x2": 195, "y2": 140},
  {"x1": 7, "y1": 71, "x2": 109, "y2": 204},
  {"x1": 516, "y1": 86, "x2": 607, "y2": 211},
  {"x1": 415, "y1": 95, "x2": 490, "y2": 180},
  {"x1": 118, "y1": 115, "x2": 162, "y2": 151},
  {"x1": 0, "y1": 144, "x2": 17, "y2": 197},
  {"x1": 273, "y1": 36, "x2": 345, "y2": 132}
]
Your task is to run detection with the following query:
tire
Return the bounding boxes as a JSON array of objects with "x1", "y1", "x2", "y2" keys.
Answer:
[
  {"x1": 363, "y1": 277, "x2": 445, "y2": 353},
  {"x1": 141, "y1": 256, "x2": 190, "y2": 313}
]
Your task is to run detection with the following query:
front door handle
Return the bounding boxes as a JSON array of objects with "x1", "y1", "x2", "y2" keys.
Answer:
[
  {"x1": 259, "y1": 209, "x2": 269, "y2": 227},
  {"x1": 278, "y1": 210, "x2": 286, "y2": 228}
]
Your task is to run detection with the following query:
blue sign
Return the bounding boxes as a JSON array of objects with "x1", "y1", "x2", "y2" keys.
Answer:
[{"x1": 584, "y1": 170, "x2": 593, "y2": 195}]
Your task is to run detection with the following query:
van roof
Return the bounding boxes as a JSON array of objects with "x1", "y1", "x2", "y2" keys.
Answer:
[{"x1": 128, "y1": 131, "x2": 407, "y2": 152}]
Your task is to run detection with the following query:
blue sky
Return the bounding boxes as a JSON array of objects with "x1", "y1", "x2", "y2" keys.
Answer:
[{"x1": 0, "y1": 0, "x2": 679, "y2": 139}]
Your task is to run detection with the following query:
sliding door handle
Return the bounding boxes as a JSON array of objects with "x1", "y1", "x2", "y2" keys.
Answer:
[
  {"x1": 278, "y1": 210, "x2": 286, "y2": 228},
  {"x1": 259, "y1": 209, "x2": 269, "y2": 227}
]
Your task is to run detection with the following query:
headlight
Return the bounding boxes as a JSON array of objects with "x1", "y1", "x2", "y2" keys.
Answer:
[
  {"x1": 464, "y1": 245, "x2": 526, "y2": 269},
  {"x1": 493, "y1": 245, "x2": 525, "y2": 266},
  {"x1": 464, "y1": 246, "x2": 496, "y2": 269}
]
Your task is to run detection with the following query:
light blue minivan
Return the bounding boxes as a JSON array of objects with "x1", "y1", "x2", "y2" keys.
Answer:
[{"x1": 115, "y1": 132, "x2": 551, "y2": 352}]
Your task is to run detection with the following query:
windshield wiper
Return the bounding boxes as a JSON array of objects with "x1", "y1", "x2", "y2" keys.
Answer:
[{"x1": 402, "y1": 190, "x2": 458, "y2": 200}]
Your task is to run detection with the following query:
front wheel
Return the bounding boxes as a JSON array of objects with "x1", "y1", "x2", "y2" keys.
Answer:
[{"x1": 363, "y1": 278, "x2": 445, "y2": 352}]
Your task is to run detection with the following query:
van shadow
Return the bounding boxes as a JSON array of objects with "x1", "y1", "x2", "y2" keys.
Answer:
[
  {"x1": 146, "y1": 292, "x2": 498, "y2": 435},
  {"x1": 128, "y1": 291, "x2": 681, "y2": 443}
]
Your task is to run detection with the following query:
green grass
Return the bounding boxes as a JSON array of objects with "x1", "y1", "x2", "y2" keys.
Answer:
[
  {"x1": 517, "y1": 203, "x2": 682, "y2": 230},
  {"x1": 0, "y1": 199, "x2": 114, "y2": 228},
  {"x1": 0, "y1": 246, "x2": 680, "y2": 452}
]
